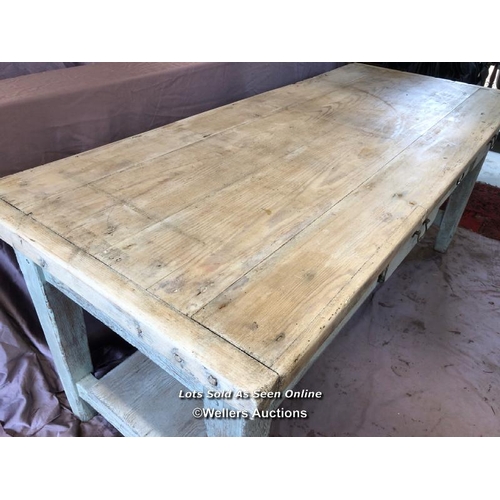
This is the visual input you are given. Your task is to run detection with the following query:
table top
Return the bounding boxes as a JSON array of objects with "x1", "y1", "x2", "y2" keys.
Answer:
[{"x1": 1, "y1": 63, "x2": 499, "y2": 410}]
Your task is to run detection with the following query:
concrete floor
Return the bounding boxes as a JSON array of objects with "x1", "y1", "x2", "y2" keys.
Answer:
[{"x1": 479, "y1": 151, "x2": 500, "y2": 188}]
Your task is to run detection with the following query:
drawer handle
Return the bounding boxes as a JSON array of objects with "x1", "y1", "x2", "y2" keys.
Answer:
[{"x1": 412, "y1": 219, "x2": 430, "y2": 243}]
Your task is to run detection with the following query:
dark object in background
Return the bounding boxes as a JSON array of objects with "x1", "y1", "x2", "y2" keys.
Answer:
[{"x1": 373, "y1": 62, "x2": 489, "y2": 86}]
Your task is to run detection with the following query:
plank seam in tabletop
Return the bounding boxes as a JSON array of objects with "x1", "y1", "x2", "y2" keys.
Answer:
[
  {"x1": 33, "y1": 65, "x2": 371, "y2": 192},
  {"x1": 185, "y1": 87, "x2": 480, "y2": 316},
  {"x1": 188, "y1": 314, "x2": 281, "y2": 376},
  {"x1": 0, "y1": 200, "x2": 280, "y2": 410},
  {"x1": 0, "y1": 63, "x2": 470, "y2": 208},
  {"x1": 191, "y1": 87, "x2": 500, "y2": 386},
  {"x1": 0, "y1": 66, "x2": 372, "y2": 238},
  {"x1": 60, "y1": 116, "x2": 346, "y2": 234},
  {"x1": 277, "y1": 141, "x2": 495, "y2": 380},
  {"x1": 0, "y1": 65, "x2": 473, "y2": 235},
  {"x1": 1, "y1": 67, "x2": 498, "y2": 404},
  {"x1": 130, "y1": 84, "x2": 481, "y2": 312},
  {"x1": 2, "y1": 72, "x2": 485, "y2": 340},
  {"x1": 89, "y1": 67, "x2": 470, "y2": 228},
  {"x1": 2, "y1": 198, "x2": 280, "y2": 376}
]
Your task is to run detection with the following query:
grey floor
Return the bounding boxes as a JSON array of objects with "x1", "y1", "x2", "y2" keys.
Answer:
[{"x1": 478, "y1": 151, "x2": 500, "y2": 188}]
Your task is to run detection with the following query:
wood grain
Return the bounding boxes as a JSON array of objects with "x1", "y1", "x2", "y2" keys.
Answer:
[
  {"x1": 1, "y1": 64, "x2": 500, "y2": 418},
  {"x1": 0, "y1": 201, "x2": 279, "y2": 413},
  {"x1": 146, "y1": 75, "x2": 473, "y2": 313},
  {"x1": 0, "y1": 62, "x2": 367, "y2": 209},
  {"x1": 78, "y1": 351, "x2": 206, "y2": 437},
  {"x1": 94, "y1": 71, "x2": 476, "y2": 311},
  {"x1": 194, "y1": 84, "x2": 500, "y2": 388},
  {"x1": 15, "y1": 251, "x2": 96, "y2": 420}
]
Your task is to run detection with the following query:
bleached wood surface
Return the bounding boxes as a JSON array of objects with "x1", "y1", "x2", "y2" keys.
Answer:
[
  {"x1": 1, "y1": 63, "x2": 499, "y2": 413},
  {"x1": 78, "y1": 351, "x2": 206, "y2": 437}
]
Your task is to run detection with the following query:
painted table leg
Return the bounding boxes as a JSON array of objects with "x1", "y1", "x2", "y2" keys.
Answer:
[
  {"x1": 15, "y1": 250, "x2": 96, "y2": 420},
  {"x1": 203, "y1": 397, "x2": 271, "y2": 437},
  {"x1": 434, "y1": 155, "x2": 486, "y2": 253}
]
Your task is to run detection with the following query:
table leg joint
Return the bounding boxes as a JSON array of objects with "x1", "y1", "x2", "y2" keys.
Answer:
[{"x1": 15, "y1": 249, "x2": 96, "y2": 421}]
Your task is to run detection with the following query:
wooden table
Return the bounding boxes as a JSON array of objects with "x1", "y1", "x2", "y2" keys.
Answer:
[{"x1": 1, "y1": 63, "x2": 499, "y2": 437}]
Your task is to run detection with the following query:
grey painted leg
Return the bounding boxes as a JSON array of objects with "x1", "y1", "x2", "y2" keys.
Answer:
[
  {"x1": 15, "y1": 250, "x2": 96, "y2": 420},
  {"x1": 203, "y1": 397, "x2": 271, "y2": 437},
  {"x1": 434, "y1": 156, "x2": 486, "y2": 253}
]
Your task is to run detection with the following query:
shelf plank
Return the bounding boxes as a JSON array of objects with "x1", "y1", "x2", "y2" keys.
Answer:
[{"x1": 78, "y1": 351, "x2": 206, "y2": 437}]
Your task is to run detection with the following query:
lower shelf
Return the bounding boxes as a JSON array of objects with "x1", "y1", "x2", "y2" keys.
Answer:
[{"x1": 77, "y1": 351, "x2": 206, "y2": 437}]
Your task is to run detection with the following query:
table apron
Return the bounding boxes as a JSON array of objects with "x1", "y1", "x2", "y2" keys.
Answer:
[
  {"x1": 43, "y1": 271, "x2": 200, "y2": 393},
  {"x1": 268, "y1": 146, "x2": 488, "y2": 410}
]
